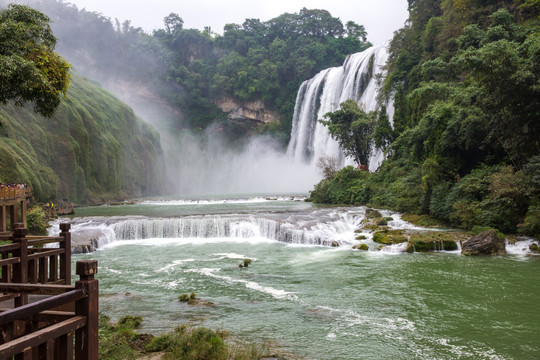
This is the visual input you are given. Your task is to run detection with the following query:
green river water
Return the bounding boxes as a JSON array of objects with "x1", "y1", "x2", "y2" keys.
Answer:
[{"x1": 62, "y1": 196, "x2": 539, "y2": 359}]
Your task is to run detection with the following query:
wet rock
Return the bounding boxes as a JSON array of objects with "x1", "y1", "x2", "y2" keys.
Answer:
[
  {"x1": 353, "y1": 243, "x2": 369, "y2": 251},
  {"x1": 331, "y1": 241, "x2": 339, "y2": 247},
  {"x1": 71, "y1": 228, "x2": 104, "y2": 253},
  {"x1": 372, "y1": 229, "x2": 408, "y2": 245},
  {"x1": 365, "y1": 208, "x2": 382, "y2": 219},
  {"x1": 529, "y1": 243, "x2": 539, "y2": 253},
  {"x1": 461, "y1": 230, "x2": 506, "y2": 256}
]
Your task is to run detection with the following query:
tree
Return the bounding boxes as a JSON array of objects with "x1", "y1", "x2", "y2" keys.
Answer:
[
  {"x1": 0, "y1": 4, "x2": 71, "y2": 117},
  {"x1": 164, "y1": 12, "x2": 183, "y2": 33},
  {"x1": 320, "y1": 100, "x2": 376, "y2": 166}
]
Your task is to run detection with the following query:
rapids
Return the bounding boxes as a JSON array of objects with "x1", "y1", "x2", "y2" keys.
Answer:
[{"x1": 54, "y1": 197, "x2": 540, "y2": 360}]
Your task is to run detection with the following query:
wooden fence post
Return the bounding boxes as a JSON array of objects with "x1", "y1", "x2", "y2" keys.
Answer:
[
  {"x1": 59, "y1": 223, "x2": 71, "y2": 285},
  {"x1": 12, "y1": 223, "x2": 28, "y2": 307},
  {"x1": 75, "y1": 260, "x2": 98, "y2": 360}
]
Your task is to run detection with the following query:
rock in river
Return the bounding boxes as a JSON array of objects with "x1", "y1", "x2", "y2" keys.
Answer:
[{"x1": 461, "y1": 230, "x2": 506, "y2": 256}]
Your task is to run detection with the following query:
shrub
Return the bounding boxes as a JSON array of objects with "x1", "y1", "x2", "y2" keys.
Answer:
[
  {"x1": 27, "y1": 205, "x2": 49, "y2": 235},
  {"x1": 178, "y1": 294, "x2": 190, "y2": 302},
  {"x1": 118, "y1": 315, "x2": 143, "y2": 330},
  {"x1": 518, "y1": 205, "x2": 540, "y2": 238}
]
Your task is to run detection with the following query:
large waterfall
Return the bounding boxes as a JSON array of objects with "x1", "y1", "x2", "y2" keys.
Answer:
[{"x1": 287, "y1": 44, "x2": 391, "y2": 171}]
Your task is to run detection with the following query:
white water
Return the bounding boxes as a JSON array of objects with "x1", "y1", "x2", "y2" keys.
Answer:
[{"x1": 286, "y1": 44, "x2": 392, "y2": 171}]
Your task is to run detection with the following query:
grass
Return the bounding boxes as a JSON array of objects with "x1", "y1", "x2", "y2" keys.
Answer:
[{"x1": 99, "y1": 313, "x2": 290, "y2": 360}]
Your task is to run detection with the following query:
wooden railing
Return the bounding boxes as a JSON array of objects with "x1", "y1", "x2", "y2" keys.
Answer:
[
  {"x1": 0, "y1": 224, "x2": 97, "y2": 360},
  {"x1": 0, "y1": 188, "x2": 31, "y2": 201}
]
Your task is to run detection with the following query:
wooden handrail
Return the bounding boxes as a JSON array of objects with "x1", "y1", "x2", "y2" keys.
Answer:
[
  {"x1": 0, "y1": 316, "x2": 86, "y2": 358},
  {"x1": 0, "y1": 283, "x2": 74, "y2": 296},
  {"x1": 0, "y1": 289, "x2": 85, "y2": 326}
]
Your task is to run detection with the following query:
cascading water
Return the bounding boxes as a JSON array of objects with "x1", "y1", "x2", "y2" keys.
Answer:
[{"x1": 287, "y1": 44, "x2": 392, "y2": 171}]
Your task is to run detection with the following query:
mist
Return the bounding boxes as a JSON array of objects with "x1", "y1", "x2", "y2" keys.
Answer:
[
  {"x1": 165, "y1": 130, "x2": 320, "y2": 195},
  {"x1": 104, "y1": 80, "x2": 320, "y2": 196}
]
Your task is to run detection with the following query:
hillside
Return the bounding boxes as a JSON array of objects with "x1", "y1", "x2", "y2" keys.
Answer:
[
  {"x1": 0, "y1": 73, "x2": 164, "y2": 204},
  {"x1": 308, "y1": 0, "x2": 540, "y2": 238}
]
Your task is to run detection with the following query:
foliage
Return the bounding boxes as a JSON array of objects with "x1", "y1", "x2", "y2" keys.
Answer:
[
  {"x1": 13, "y1": 1, "x2": 371, "y2": 136},
  {"x1": 98, "y1": 313, "x2": 139, "y2": 360},
  {"x1": 0, "y1": 73, "x2": 164, "y2": 204},
  {"x1": 320, "y1": 100, "x2": 376, "y2": 166},
  {"x1": 0, "y1": 4, "x2": 70, "y2": 117},
  {"x1": 26, "y1": 205, "x2": 49, "y2": 235}
]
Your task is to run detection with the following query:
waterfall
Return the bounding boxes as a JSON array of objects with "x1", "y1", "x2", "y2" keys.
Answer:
[{"x1": 286, "y1": 44, "x2": 392, "y2": 171}]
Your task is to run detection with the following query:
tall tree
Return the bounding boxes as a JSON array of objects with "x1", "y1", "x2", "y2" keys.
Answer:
[
  {"x1": 0, "y1": 4, "x2": 71, "y2": 117},
  {"x1": 320, "y1": 100, "x2": 376, "y2": 166}
]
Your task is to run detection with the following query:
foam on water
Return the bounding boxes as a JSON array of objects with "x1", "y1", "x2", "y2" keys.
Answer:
[
  {"x1": 139, "y1": 196, "x2": 306, "y2": 206},
  {"x1": 187, "y1": 268, "x2": 298, "y2": 301},
  {"x1": 506, "y1": 238, "x2": 539, "y2": 256}
]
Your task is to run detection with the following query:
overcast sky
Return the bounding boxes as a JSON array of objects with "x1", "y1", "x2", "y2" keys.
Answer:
[{"x1": 65, "y1": 0, "x2": 409, "y2": 44}]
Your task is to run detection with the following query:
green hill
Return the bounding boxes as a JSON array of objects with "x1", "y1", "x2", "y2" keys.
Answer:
[
  {"x1": 308, "y1": 1, "x2": 540, "y2": 237},
  {"x1": 0, "y1": 73, "x2": 164, "y2": 204}
]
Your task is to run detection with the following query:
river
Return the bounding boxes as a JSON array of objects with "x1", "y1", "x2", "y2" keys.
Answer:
[{"x1": 54, "y1": 195, "x2": 540, "y2": 359}]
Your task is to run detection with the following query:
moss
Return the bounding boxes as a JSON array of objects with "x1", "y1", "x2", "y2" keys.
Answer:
[
  {"x1": 365, "y1": 208, "x2": 382, "y2": 218},
  {"x1": 358, "y1": 243, "x2": 369, "y2": 251},
  {"x1": 0, "y1": 73, "x2": 164, "y2": 204},
  {"x1": 407, "y1": 231, "x2": 465, "y2": 252},
  {"x1": 373, "y1": 229, "x2": 408, "y2": 244},
  {"x1": 356, "y1": 235, "x2": 367, "y2": 240}
]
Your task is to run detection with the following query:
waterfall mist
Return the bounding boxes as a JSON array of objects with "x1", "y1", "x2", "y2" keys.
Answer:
[{"x1": 102, "y1": 82, "x2": 320, "y2": 196}]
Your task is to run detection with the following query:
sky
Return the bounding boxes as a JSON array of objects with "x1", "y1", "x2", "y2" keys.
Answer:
[{"x1": 65, "y1": 0, "x2": 409, "y2": 45}]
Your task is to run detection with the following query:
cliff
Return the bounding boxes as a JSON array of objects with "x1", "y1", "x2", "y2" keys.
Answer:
[{"x1": 0, "y1": 73, "x2": 165, "y2": 204}]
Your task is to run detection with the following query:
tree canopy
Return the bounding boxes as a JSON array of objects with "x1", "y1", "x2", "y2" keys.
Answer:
[
  {"x1": 320, "y1": 100, "x2": 376, "y2": 166},
  {"x1": 0, "y1": 4, "x2": 71, "y2": 117}
]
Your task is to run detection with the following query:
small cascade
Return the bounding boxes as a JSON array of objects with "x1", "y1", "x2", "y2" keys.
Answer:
[
  {"x1": 58, "y1": 212, "x2": 366, "y2": 249},
  {"x1": 286, "y1": 44, "x2": 391, "y2": 171}
]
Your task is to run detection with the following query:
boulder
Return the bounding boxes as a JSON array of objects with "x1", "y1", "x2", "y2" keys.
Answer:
[
  {"x1": 365, "y1": 208, "x2": 382, "y2": 219},
  {"x1": 353, "y1": 243, "x2": 369, "y2": 251},
  {"x1": 461, "y1": 230, "x2": 506, "y2": 256},
  {"x1": 331, "y1": 241, "x2": 339, "y2": 247}
]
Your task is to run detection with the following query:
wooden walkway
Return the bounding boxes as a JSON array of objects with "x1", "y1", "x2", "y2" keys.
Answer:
[{"x1": 0, "y1": 223, "x2": 98, "y2": 359}]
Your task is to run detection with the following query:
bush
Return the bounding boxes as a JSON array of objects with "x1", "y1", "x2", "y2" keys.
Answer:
[
  {"x1": 27, "y1": 205, "x2": 49, "y2": 235},
  {"x1": 518, "y1": 205, "x2": 540, "y2": 238},
  {"x1": 98, "y1": 313, "x2": 138, "y2": 359}
]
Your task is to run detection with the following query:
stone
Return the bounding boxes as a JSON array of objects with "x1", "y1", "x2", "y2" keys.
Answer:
[
  {"x1": 331, "y1": 241, "x2": 339, "y2": 247},
  {"x1": 352, "y1": 243, "x2": 369, "y2": 251},
  {"x1": 365, "y1": 208, "x2": 382, "y2": 219},
  {"x1": 461, "y1": 230, "x2": 506, "y2": 256}
]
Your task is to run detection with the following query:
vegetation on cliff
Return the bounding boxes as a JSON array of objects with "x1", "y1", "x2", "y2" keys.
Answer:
[
  {"x1": 0, "y1": 73, "x2": 164, "y2": 203},
  {"x1": 7, "y1": 0, "x2": 371, "y2": 136},
  {"x1": 309, "y1": 1, "x2": 540, "y2": 238}
]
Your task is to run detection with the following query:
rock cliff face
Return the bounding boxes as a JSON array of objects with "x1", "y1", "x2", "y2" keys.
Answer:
[{"x1": 215, "y1": 97, "x2": 280, "y2": 125}]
